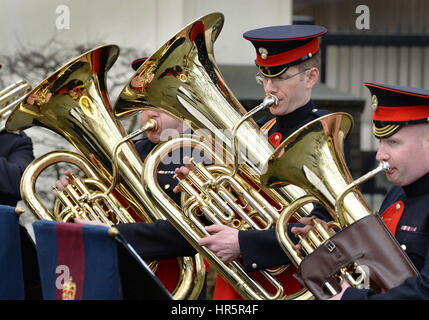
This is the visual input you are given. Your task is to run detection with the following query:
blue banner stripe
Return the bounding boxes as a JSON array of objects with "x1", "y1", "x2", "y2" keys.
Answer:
[
  {"x1": 33, "y1": 220, "x2": 58, "y2": 300},
  {"x1": 0, "y1": 205, "x2": 25, "y2": 299},
  {"x1": 82, "y1": 225, "x2": 119, "y2": 300}
]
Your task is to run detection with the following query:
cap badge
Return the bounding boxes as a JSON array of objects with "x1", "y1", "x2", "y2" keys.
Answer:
[
  {"x1": 259, "y1": 47, "x2": 268, "y2": 60},
  {"x1": 371, "y1": 95, "x2": 378, "y2": 111}
]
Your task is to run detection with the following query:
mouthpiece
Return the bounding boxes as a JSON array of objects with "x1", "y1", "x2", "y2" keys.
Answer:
[
  {"x1": 263, "y1": 94, "x2": 279, "y2": 108},
  {"x1": 142, "y1": 118, "x2": 158, "y2": 132},
  {"x1": 380, "y1": 161, "x2": 391, "y2": 172}
]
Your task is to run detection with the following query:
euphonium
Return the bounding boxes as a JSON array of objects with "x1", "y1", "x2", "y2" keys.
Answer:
[
  {"x1": 114, "y1": 12, "x2": 312, "y2": 300},
  {"x1": 5, "y1": 45, "x2": 205, "y2": 300},
  {"x1": 261, "y1": 112, "x2": 418, "y2": 298},
  {"x1": 0, "y1": 80, "x2": 32, "y2": 131}
]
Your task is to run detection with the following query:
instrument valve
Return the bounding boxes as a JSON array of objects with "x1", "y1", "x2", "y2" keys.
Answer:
[
  {"x1": 297, "y1": 233, "x2": 314, "y2": 255},
  {"x1": 202, "y1": 181, "x2": 212, "y2": 189}
]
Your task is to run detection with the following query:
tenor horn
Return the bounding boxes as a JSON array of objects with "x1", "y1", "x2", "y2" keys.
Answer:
[
  {"x1": 114, "y1": 12, "x2": 313, "y2": 300},
  {"x1": 5, "y1": 45, "x2": 205, "y2": 300},
  {"x1": 261, "y1": 112, "x2": 418, "y2": 299},
  {"x1": 0, "y1": 80, "x2": 32, "y2": 131}
]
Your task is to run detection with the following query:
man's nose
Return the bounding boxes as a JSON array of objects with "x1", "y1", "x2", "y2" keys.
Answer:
[
  {"x1": 264, "y1": 79, "x2": 277, "y2": 93},
  {"x1": 376, "y1": 144, "x2": 388, "y2": 162},
  {"x1": 146, "y1": 110, "x2": 159, "y2": 118}
]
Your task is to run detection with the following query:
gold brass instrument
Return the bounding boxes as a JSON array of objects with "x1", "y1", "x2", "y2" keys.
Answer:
[
  {"x1": 0, "y1": 80, "x2": 32, "y2": 131},
  {"x1": 261, "y1": 112, "x2": 415, "y2": 297},
  {"x1": 114, "y1": 12, "x2": 312, "y2": 300},
  {"x1": 5, "y1": 45, "x2": 205, "y2": 300}
]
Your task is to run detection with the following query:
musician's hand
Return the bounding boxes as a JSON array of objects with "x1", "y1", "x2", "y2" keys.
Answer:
[
  {"x1": 198, "y1": 224, "x2": 240, "y2": 263},
  {"x1": 173, "y1": 156, "x2": 195, "y2": 193},
  {"x1": 291, "y1": 217, "x2": 334, "y2": 250},
  {"x1": 290, "y1": 217, "x2": 316, "y2": 237},
  {"x1": 328, "y1": 281, "x2": 350, "y2": 300},
  {"x1": 52, "y1": 169, "x2": 76, "y2": 195}
]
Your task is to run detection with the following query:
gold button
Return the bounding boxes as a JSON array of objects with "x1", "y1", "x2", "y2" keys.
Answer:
[
  {"x1": 164, "y1": 184, "x2": 170, "y2": 190},
  {"x1": 396, "y1": 203, "x2": 401, "y2": 210},
  {"x1": 252, "y1": 263, "x2": 257, "y2": 269},
  {"x1": 274, "y1": 134, "x2": 279, "y2": 141},
  {"x1": 401, "y1": 244, "x2": 407, "y2": 251}
]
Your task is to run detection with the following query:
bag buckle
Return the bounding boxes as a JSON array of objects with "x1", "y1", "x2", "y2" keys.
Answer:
[{"x1": 325, "y1": 240, "x2": 336, "y2": 252}]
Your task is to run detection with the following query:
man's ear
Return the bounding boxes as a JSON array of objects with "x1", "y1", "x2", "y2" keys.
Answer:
[
  {"x1": 422, "y1": 124, "x2": 429, "y2": 151},
  {"x1": 306, "y1": 67, "x2": 319, "y2": 89}
]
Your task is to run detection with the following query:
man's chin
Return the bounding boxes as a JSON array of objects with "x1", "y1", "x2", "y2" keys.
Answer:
[
  {"x1": 269, "y1": 105, "x2": 284, "y2": 116},
  {"x1": 147, "y1": 135, "x2": 161, "y2": 144},
  {"x1": 386, "y1": 173, "x2": 400, "y2": 186}
]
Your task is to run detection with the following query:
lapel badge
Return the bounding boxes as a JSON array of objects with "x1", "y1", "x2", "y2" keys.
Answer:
[
  {"x1": 259, "y1": 47, "x2": 268, "y2": 60},
  {"x1": 62, "y1": 277, "x2": 77, "y2": 300},
  {"x1": 371, "y1": 95, "x2": 378, "y2": 111}
]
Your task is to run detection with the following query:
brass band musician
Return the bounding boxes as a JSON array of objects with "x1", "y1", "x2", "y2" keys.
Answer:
[
  {"x1": 331, "y1": 83, "x2": 429, "y2": 300},
  {"x1": 176, "y1": 24, "x2": 353, "y2": 300},
  {"x1": 55, "y1": 58, "x2": 210, "y2": 299},
  {"x1": 0, "y1": 127, "x2": 34, "y2": 206}
]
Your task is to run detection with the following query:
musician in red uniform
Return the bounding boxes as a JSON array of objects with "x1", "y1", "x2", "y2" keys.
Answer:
[
  {"x1": 55, "y1": 58, "x2": 210, "y2": 299},
  {"x1": 330, "y1": 83, "x2": 429, "y2": 300},
  {"x1": 175, "y1": 24, "x2": 353, "y2": 299}
]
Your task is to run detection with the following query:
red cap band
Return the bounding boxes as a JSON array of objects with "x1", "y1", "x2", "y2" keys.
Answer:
[
  {"x1": 373, "y1": 105, "x2": 429, "y2": 121},
  {"x1": 256, "y1": 38, "x2": 319, "y2": 67}
]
